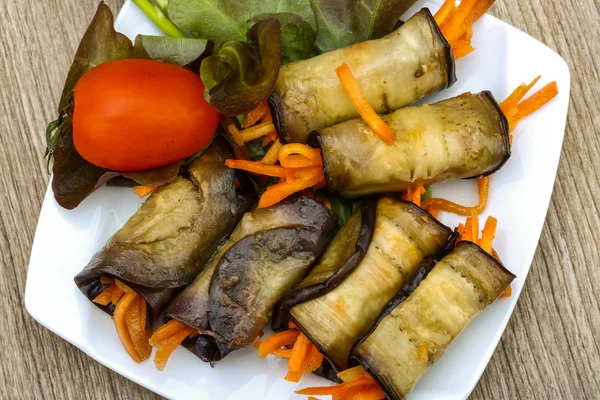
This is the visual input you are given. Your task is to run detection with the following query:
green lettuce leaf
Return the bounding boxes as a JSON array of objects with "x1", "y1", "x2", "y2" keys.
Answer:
[
  {"x1": 168, "y1": 0, "x2": 315, "y2": 43},
  {"x1": 47, "y1": 3, "x2": 180, "y2": 209},
  {"x1": 310, "y1": 0, "x2": 417, "y2": 53},
  {"x1": 200, "y1": 18, "x2": 281, "y2": 115},
  {"x1": 139, "y1": 36, "x2": 208, "y2": 66},
  {"x1": 252, "y1": 13, "x2": 315, "y2": 64}
]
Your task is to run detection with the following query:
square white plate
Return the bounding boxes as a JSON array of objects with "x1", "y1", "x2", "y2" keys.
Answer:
[{"x1": 25, "y1": 1, "x2": 570, "y2": 399}]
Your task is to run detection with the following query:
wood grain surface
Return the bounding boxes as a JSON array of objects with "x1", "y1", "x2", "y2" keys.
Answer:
[{"x1": 0, "y1": 0, "x2": 598, "y2": 399}]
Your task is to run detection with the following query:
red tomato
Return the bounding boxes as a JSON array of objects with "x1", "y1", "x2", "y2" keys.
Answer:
[{"x1": 73, "y1": 59, "x2": 219, "y2": 171}]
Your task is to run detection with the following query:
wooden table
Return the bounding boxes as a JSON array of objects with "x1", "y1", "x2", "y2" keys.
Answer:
[{"x1": 1, "y1": 0, "x2": 598, "y2": 398}]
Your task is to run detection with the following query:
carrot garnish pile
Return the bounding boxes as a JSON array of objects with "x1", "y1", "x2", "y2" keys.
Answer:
[
  {"x1": 336, "y1": 62, "x2": 397, "y2": 145},
  {"x1": 402, "y1": 185, "x2": 427, "y2": 207},
  {"x1": 297, "y1": 365, "x2": 386, "y2": 400},
  {"x1": 93, "y1": 276, "x2": 152, "y2": 363},
  {"x1": 422, "y1": 175, "x2": 489, "y2": 216},
  {"x1": 435, "y1": 0, "x2": 496, "y2": 60},
  {"x1": 149, "y1": 319, "x2": 197, "y2": 371},
  {"x1": 255, "y1": 323, "x2": 324, "y2": 382},
  {"x1": 132, "y1": 185, "x2": 157, "y2": 198},
  {"x1": 457, "y1": 213, "x2": 511, "y2": 297},
  {"x1": 225, "y1": 143, "x2": 325, "y2": 208}
]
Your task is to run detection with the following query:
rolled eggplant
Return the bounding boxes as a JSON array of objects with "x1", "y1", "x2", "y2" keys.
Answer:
[
  {"x1": 270, "y1": 8, "x2": 455, "y2": 144},
  {"x1": 276, "y1": 197, "x2": 453, "y2": 371},
  {"x1": 309, "y1": 91, "x2": 510, "y2": 198},
  {"x1": 165, "y1": 194, "x2": 337, "y2": 362},
  {"x1": 74, "y1": 139, "x2": 256, "y2": 321},
  {"x1": 351, "y1": 241, "x2": 515, "y2": 400}
]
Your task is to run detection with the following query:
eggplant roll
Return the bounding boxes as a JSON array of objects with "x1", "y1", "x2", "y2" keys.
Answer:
[
  {"x1": 270, "y1": 8, "x2": 455, "y2": 144},
  {"x1": 165, "y1": 194, "x2": 336, "y2": 362},
  {"x1": 74, "y1": 139, "x2": 255, "y2": 321},
  {"x1": 281, "y1": 198, "x2": 453, "y2": 371},
  {"x1": 309, "y1": 91, "x2": 510, "y2": 198},
  {"x1": 351, "y1": 241, "x2": 515, "y2": 400}
]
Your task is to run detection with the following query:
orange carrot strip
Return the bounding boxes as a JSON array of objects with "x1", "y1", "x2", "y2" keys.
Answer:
[
  {"x1": 114, "y1": 291, "x2": 143, "y2": 363},
  {"x1": 288, "y1": 333, "x2": 312, "y2": 373},
  {"x1": 220, "y1": 115, "x2": 250, "y2": 159},
  {"x1": 296, "y1": 378, "x2": 376, "y2": 395},
  {"x1": 114, "y1": 279, "x2": 133, "y2": 293},
  {"x1": 272, "y1": 348, "x2": 293, "y2": 359},
  {"x1": 412, "y1": 185, "x2": 426, "y2": 207},
  {"x1": 452, "y1": 43, "x2": 475, "y2": 60},
  {"x1": 285, "y1": 369, "x2": 305, "y2": 383},
  {"x1": 242, "y1": 101, "x2": 270, "y2": 128},
  {"x1": 308, "y1": 397, "x2": 319, "y2": 400},
  {"x1": 417, "y1": 345, "x2": 429, "y2": 362},
  {"x1": 154, "y1": 325, "x2": 196, "y2": 371},
  {"x1": 352, "y1": 385, "x2": 387, "y2": 400},
  {"x1": 132, "y1": 186, "x2": 157, "y2": 198},
  {"x1": 421, "y1": 176, "x2": 489, "y2": 216},
  {"x1": 262, "y1": 130, "x2": 278, "y2": 147},
  {"x1": 257, "y1": 329, "x2": 300, "y2": 358},
  {"x1": 279, "y1": 144, "x2": 323, "y2": 168},
  {"x1": 479, "y1": 216, "x2": 498, "y2": 253},
  {"x1": 100, "y1": 275, "x2": 114, "y2": 285},
  {"x1": 225, "y1": 159, "x2": 289, "y2": 178},
  {"x1": 150, "y1": 319, "x2": 189, "y2": 347},
  {"x1": 501, "y1": 285, "x2": 512, "y2": 298},
  {"x1": 461, "y1": 0, "x2": 496, "y2": 33},
  {"x1": 110, "y1": 286, "x2": 125, "y2": 305},
  {"x1": 336, "y1": 63, "x2": 397, "y2": 144},
  {"x1": 305, "y1": 344, "x2": 324, "y2": 373},
  {"x1": 462, "y1": 217, "x2": 474, "y2": 242},
  {"x1": 513, "y1": 81, "x2": 559, "y2": 122},
  {"x1": 125, "y1": 295, "x2": 151, "y2": 362},
  {"x1": 239, "y1": 121, "x2": 276, "y2": 143},
  {"x1": 261, "y1": 140, "x2": 283, "y2": 165},
  {"x1": 426, "y1": 205, "x2": 440, "y2": 218},
  {"x1": 92, "y1": 285, "x2": 113, "y2": 306},
  {"x1": 337, "y1": 365, "x2": 370, "y2": 383},
  {"x1": 500, "y1": 76, "x2": 541, "y2": 115},
  {"x1": 258, "y1": 167, "x2": 323, "y2": 208},
  {"x1": 434, "y1": 0, "x2": 456, "y2": 26},
  {"x1": 440, "y1": 0, "x2": 479, "y2": 43}
]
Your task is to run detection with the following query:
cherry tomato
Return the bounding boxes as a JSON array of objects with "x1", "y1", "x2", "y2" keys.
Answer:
[{"x1": 73, "y1": 59, "x2": 219, "y2": 171}]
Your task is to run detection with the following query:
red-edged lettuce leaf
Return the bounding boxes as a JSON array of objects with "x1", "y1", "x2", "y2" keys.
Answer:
[
  {"x1": 200, "y1": 18, "x2": 281, "y2": 115},
  {"x1": 310, "y1": 0, "x2": 418, "y2": 53},
  {"x1": 47, "y1": 3, "x2": 180, "y2": 209}
]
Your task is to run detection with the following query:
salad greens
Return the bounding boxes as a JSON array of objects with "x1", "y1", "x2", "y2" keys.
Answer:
[
  {"x1": 251, "y1": 13, "x2": 315, "y2": 64},
  {"x1": 140, "y1": 36, "x2": 208, "y2": 66},
  {"x1": 200, "y1": 18, "x2": 281, "y2": 115}
]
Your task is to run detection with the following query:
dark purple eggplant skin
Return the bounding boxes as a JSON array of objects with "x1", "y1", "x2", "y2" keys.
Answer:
[
  {"x1": 349, "y1": 241, "x2": 515, "y2": 399},
  {"x1": 271, "y1": 197, "x2": 377, "y2": 331},
  {"x1": 74, "y1": 139, "x2": 256, "y2": 322},
  {"x1": 164, "y1": 193, "x2": 336, "y2": 362}
]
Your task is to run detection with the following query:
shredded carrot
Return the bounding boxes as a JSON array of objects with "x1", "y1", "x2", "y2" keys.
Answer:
[
  {"x1": 426, "y1": 205, "x2": 440, "y2": 218},
  {"x1": 305, "y1": 344, "x2": 325, "y2": 373},
  {"x1": 238, "y1": 121, "x2": 277, "y2": 143},
  {"x1": 439, "y1": 0, "x2": 479, "y2": 43},
  {"x1": 242, "y1": 101, "x2": 270, "y2": 128},
  {"x1": 220, "y1": 115, "x2": 250, "y2": 159},
  {"x1": 261, "y1": 140, "x2": 283, "y2": 165},
  {"x1": 500, "y1": 76, "x2": 541, "y2": 115},
  {"x1": 434, "y1": 0, "x2": 456, "y2": 26},
  {"x1": 262, "y1": 130, "x2": 279, "y2": 146},
  {"x1": 462, "y1": 217, "x2": 473, "y2": 242},
  {"x1": 352, "y1": 386, "x2": 387, "y2": 400},
  {"x1": 258, "y1": 167, "x2": 324, "y2": 208},
  {"x1": 150, "y1": 319, "x2": 196, "y2": 370},
  {"x1": 421, "y1": 176, "x2": 489, "y2": 216},
  {"x1": 150, "y1": 319, "x2": 188, "y2": 347},
  {"x1": 273, "y1": 348, "x2": 293, "y2": 359},
  {"x1": 470, "y1": 210, "x2": 479, "y2": 244},
  {"x1": 501, "y1": 285, "x2": 512, "y2": 298},
  {"x1": 337, "y1": 365, "x2": 370, "y2": 383},
  {"x1": 257, "y1": 329, "x2": 300, "y2": 358},
  {"x1": 513, "y1": 82, "x2": 559, "y2": 122},
  {"x1": 225, "y1": 159, "x2": 289, "y2": 178},
  {"x1": 279, "y1": 144, "x2": 323, "y2": 168},
  {"x1": 417, "y1": 345, "x2": 429, "y2": 362},
  {"x1": 404, "y1": 185, "x2": 426, "y2": 207},
  {"x1": 92, "y1": 285, "x2": 113, "y2": 306},
  {"x1": 308, "y1": 397, "x2": 319, "y2": 400},
  {"x1": 113, "y1": 291, "x2": 150, "y2": 363},
  {"x1": 479, "y1": 216, "x2": 498, "y2": 252},
  {"x1": 452, "y1": 43, "x2": 475, "y2": 60},
  {"x1": 461, "y1": 0, "x2": 496, "y2": 34},
  {"x1": 336, "y1": 63, "x2": 397, "y2": 144},
  {"x1": 100, "y1": 274, "x2": 114, "y2": 285},
  {"x1": 114, "y1": 278, "x2": 133, "y2": 294},
  {"x1": 288, "y1": 333, "x2": 313, "y2": 373},
  {"x1": 110, "y1": 286, "x2": 125, "y2": 305},
  {"x1": 126, "y1": 294, "x2": 152, "y2": 361},
  {"x1": 132, "y1": 186, "x2": 157, "y2": 198}
]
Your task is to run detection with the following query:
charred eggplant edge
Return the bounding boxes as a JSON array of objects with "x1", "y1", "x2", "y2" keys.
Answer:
[
  {"x1": 284, "y1": 202, "x2": 455, "y2": 376},
  {"x1": 423, "y1": 7, "x2": 456, "y2": 89},
  {"x1": 348, "y1": 240, "x2": 515, "y2": 397}
]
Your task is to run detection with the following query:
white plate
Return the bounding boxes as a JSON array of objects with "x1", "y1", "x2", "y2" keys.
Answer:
[{"x1": 25, "y1": 1, "x2": 570, "y2": 399}]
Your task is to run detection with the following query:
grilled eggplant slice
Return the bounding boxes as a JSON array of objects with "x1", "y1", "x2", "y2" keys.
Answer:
[
  {"x1": 270, "y1": 9, "x2": 455, "y2": 144},
  {"x1": 287, "y1": 198, "x2": 453, "y2": 371},
  {"x1": 74, "y1": 139, "x2": 256, "y2": 321},
  {"x1": 165, "y1": 194, "x2": 336, "y2": 362},
  {"x1": 309, "y1": 91, "x2": 510, "y2": 198},
  {"x1": 351, "y1": 241, "x2": 515, "y2": 400}
]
